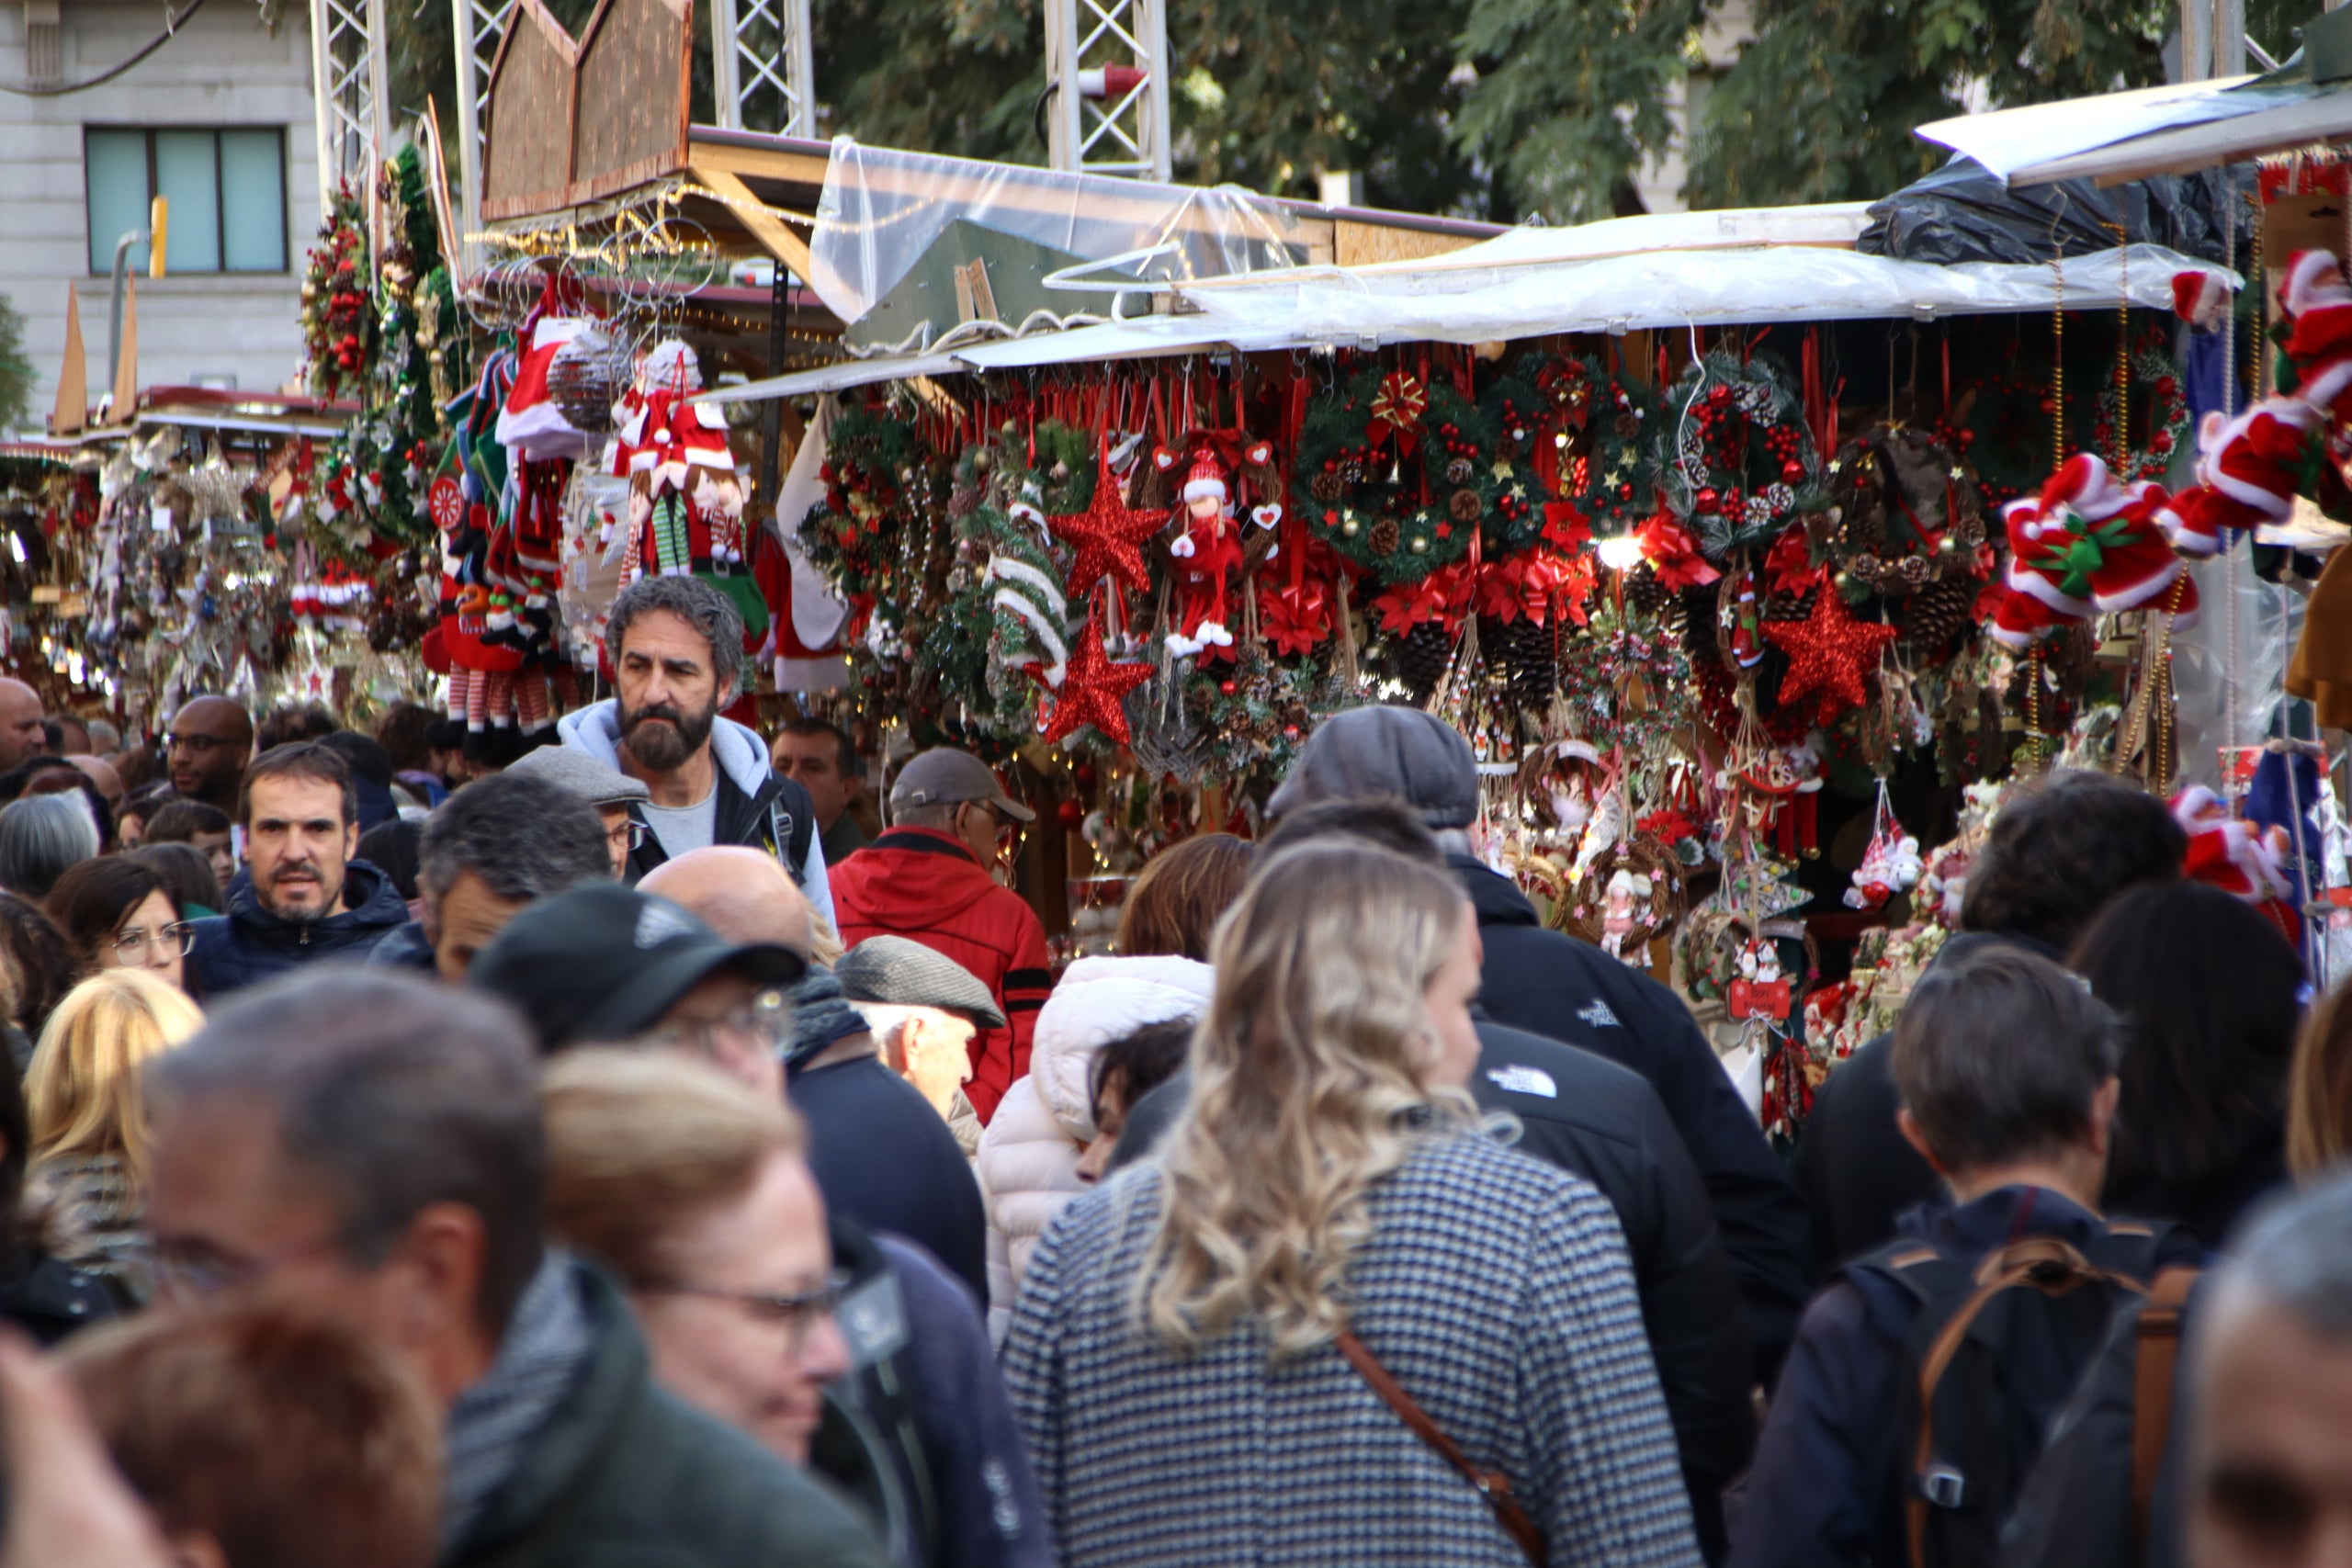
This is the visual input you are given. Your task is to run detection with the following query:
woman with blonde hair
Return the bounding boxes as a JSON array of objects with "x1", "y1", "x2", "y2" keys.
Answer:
[
  {"x1": 1002, "y1": 840, "x2": 1701, "y2": 1568},
  {"x1": 25, "y1": 968, "x2": 203, "y2": 1303}
]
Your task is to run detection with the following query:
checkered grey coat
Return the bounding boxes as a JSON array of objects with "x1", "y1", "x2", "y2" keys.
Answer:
[{"x1": 1002, "y1": 1131, "x2": 1703, "y2": 1568}]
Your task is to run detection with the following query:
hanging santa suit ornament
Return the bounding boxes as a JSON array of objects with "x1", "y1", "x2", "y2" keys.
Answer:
[
  {"x1": 2166, "y1": 397, "x2": 2325, "y2": 557},
  {"x1": 2284, "y1": 249, "x2": 2352, "y2": 425},
  {"x1": 1991, "y1": 454, "x2": 2198, "y2": 647}
]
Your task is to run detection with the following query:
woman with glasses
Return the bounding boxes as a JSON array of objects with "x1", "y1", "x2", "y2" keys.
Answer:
[
  {"x1": 47, "y1": 858, "x2": 196, "y2": 995},
  {"x1": 25, "y1": 968, "x2": 204, "y2": 1304}
]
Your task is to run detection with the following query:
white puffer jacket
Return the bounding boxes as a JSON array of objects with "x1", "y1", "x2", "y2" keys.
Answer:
[{"x1": 977, "y1": 953, "x2": 1214, "y2": 1341}]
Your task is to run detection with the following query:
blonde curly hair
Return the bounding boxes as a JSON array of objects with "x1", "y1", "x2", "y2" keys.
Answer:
[{"x1": 1137, "y1": 840, "x2": 1472, "y2": 1359}]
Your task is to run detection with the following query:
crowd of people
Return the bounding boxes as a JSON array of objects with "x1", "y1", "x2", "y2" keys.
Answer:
[{"x1": 0, "y1": 573, "x2": 2347, "y2": 1568}]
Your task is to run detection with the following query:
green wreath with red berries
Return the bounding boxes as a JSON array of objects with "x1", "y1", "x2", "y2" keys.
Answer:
[
  {"x1": 1659, "y1": 350, "x2": 1826, "y2": 561},
  {"x1": 1526, "y1": 352, "x2": 1660, "y2": 543},
  {"x1": 299, "y1": 182, "x2": 372, "y2": 402},
  {"x1": 800, "y1": 398, "x2": 930, "y2": 621}
]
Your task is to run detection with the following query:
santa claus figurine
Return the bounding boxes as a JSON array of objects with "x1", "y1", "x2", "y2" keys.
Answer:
[
  {"x1": 1991, "y1": 453, "x2": 2198, "y2": 646},
  {"x1": 1166, "y1": 447, "x2": 1248, "y2": 660}
]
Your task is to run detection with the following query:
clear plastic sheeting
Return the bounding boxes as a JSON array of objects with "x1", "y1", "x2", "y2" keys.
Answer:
[
  {"x1": 805, "y1": 137, "x2": 1309, "y2": 326},
  {"x1": 2168, "y1": 542, "x2": 2306, "y2": 793},
  {"x1": 1170, "y1": 244, "x2": 2234, "y2": 347}
]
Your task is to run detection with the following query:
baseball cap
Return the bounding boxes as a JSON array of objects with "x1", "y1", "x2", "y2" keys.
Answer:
[
  {"x1": 888, "y1": 749, "x2": 1035, "y2": 822},
  {"x1": 469, "y1": 884, "x2": 806, "y2": 1051},
  {"x1": 1266, "y1": 705, "x2": 1479, "y2": 829},
  {"x1": 835, "y1": 936, "x2": 1007, "y2": 1029},
  {"x1": 503, "y1": 743, "x2": 652, "y2": 808}
]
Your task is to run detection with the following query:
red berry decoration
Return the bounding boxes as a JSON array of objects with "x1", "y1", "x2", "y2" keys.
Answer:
[{"x1": 1057, "y1": 799, "x2": 1085, "y2": 829}]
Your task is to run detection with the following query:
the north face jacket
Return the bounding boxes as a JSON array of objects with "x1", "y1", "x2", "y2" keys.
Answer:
[
  {"x1": 187, "y1": 860, "x2": 412, "y2": 998},
  {"x1": 1449, "y1": 852, "x2": 1811, "y2": 1384},
  {"x1": 556, "y1": 700, "x2": 831, "y2": 928},
  {"x1": 829, "y1": 828, "x2": 1052, "y2": 1123}
]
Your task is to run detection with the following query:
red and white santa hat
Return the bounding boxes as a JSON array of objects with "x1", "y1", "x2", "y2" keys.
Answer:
[
  {"x1": 2041, "y1": 452, "x2": 2131, "y2": 523},
  {"x1": 1182, "y1": 449, "x2": 1228, "y2": 505},
  {"x1": 2284, "y1": 250, "x2": 2352, "y2": 320},
  {"x1": 2172, "y1": 269, "x2": 2230, "y2": 328}
]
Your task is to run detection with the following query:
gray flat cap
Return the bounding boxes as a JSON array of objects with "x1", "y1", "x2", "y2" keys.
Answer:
[
  {"x1": 507, "y1": 744, "x2": 651, "y2": 808},
  {"x1": 1266, "y1": 705, "x2": 1479, "y2": 829},
  {"x1": 835, "y1": 935, "x2": 1008, "y2": 1029}
]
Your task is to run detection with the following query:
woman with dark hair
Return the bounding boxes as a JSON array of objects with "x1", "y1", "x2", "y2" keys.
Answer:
[
  {"x1": 1073, "y1": 1016, "x2": 1194, "y2": 1184},
  {"x1": 1114, "y1": 833, "x2": 1255, "y2": 961},
  {"x1": 45, "y1": 859, "x2": 192, "y2": 995},
  {"x1": 131, "y1": 843, "x2": 223, "y2": 922},
  {"x1": 2072, "y1": 880, "x2": 2305, "y2": 1245},
  {"x1": 356, "y1": 816, "x2": 424, "y2": 917},
  {"x1": 0, "y1": 892, "x2": 85, "y2": 1050}
]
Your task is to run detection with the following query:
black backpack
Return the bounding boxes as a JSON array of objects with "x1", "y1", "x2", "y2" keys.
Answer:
[{"x1": 1843, "y1": 1221, "x2": 2182, "y2": 1568}]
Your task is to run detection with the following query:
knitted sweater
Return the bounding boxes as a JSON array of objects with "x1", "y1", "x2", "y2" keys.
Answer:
[{"x1": 1003, "y1": 1131, "x2": 1703, "y2": 1568}]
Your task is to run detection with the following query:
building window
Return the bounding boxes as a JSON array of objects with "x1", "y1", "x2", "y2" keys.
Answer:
[{"x1": 84, "y1": 128, "x2": 287, "y2": 276}]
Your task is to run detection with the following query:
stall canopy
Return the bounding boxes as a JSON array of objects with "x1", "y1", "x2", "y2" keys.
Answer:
[{"x1": 700, "y1": 238, "x2": 2233, "y2": 404}]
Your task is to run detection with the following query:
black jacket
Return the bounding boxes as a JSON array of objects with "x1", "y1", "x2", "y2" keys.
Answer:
[
  {"x1": 449, "y1": 1260, "x2": 888, "y2": 1568},
  {"x1": 187, "y1": 860, "x2": 412, "y2": 998},
  {"x1": 1792, "y1": 931, "x2": 2053, "y2": 1274},
  {"x1": 1449, "y1": 853, "x2": 1809, "y2": 1381},
  {"x1": 789, "y1": 1055, "x2": 990, "y2": 1309},
  {"x1": 627, "y1": 754, "x2": 818, "y2": 885},
  {"x1": 0, "y1": 1247, "x2": 114, "y2": 1348},
  {"x1": 1113, "y1": 1021, "x2": 1756, "y2": 1562}
]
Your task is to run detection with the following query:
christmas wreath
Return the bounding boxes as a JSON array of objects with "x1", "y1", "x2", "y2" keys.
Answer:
[
  {"x1": 300, "y1": 183, "x2": 371, "y2": 402},
  {"x1": 2088, "y1": 342, "x2": 2192, "y2": 485},
  {"x1": 1528, "y1": 352, "x2": 1658, "y2": 543},
  {"x1": 1660, "y1": 350, "x2": 1825, "y2": 561},
  {"x1": 801, "y1": 398, "x2": 930, "y2": 630},
  {"x1": 1813, "y1": 424, "x2": 1988, "y2": 600}
]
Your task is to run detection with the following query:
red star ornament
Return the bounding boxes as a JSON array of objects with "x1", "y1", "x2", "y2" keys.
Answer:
[
  {"x1": 1049, "y1": 434, "x2": 1165, "y2": 598},
  {"x1": 1761, "y1": 590, "x2": 1898, "y2": 717},
  {"x1": 1026, "y1": 617, "x2": 1155, "y2": 745}
]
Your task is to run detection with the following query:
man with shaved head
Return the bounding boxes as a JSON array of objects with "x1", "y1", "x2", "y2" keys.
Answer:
[
  {"x1": 644, "y1": 846, "x2": 987, "y2": 1307},
  {"x1": 0, "y1": 680, "x2": 44, "y2": 773},
  {"x1": 165, "y1": 696, "x2": 254, "y2": 814},
  {"x1": 639, "y1": 845, "x2": 815, "y2": 957}
]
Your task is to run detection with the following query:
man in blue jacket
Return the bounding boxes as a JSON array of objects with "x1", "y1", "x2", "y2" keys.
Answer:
[{"x1": 187, "y1": 742, "x2": 408, "y2": 997}]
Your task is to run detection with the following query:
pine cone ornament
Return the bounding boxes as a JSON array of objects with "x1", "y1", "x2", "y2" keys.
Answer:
[
  {"x1": 1368, "y1": 517, "x2": 1402, "y2": 557},
  {"x1": 1623, "y1": 565, "x2": 1671, "y2": 615},
  {"x1": 1900, "y1": 575, "x2": 1976, "y2": 655},
  {"x1": 1385, "y1": 621, "x2": 1455, "y2": 703},
  {"x1": 1483, "y1": 614, "x2": 1557, "y2": 706}
]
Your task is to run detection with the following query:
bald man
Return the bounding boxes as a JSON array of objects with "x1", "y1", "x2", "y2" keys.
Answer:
[
  {"x1": 67, "y1": 755, "x2": 123, "y2": 816},
  {"x1": 0, "y1": 681, "x2": 44, "y2": 773},
  {"x1": 642, "y1": 845, "x2": 989, "y2": 1305},
  {"x1": 166, "y1": 697, "x2": 254, "y2": 813},
  {"x1": 639, "y1": 845, "x2": 815, "y2": 957}
]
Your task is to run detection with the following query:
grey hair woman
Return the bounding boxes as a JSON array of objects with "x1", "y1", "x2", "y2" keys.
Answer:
[
  {"x1": 1001, "y1": 840, "x2": 1702, "y2": 1568},
  {"x1": 0, "y1": 793, "x2": 101, "y2": 905}
]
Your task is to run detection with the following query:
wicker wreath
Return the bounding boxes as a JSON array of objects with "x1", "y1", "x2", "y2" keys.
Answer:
[{"x1": 1557, "y1": 834, "x2": 1689, "y2": 958}]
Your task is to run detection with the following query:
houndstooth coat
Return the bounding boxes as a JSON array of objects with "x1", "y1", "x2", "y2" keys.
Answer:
[{"x1": 1002, "y1": 1130, "x2": 1704, "y2": 1568}]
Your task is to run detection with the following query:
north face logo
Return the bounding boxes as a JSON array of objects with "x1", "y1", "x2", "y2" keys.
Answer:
[{"x1": 1576, "y1": 999, "x2": 1622, "y2": 1030}]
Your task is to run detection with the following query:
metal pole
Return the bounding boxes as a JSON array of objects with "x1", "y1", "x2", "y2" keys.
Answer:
[
  {"x1": 310, "y1": 0, "x2": 338, "y2": 216},
  {"x1": 708, "y1": 0, "x2": 743, "y2": 130},
  {"x1": 107, "y1": 229, "x2": 149, "y2": 387},
  {"x1": 1043, "y1": 0, "x2": 1080, "y2": 173},
  {"x1": 784, "y1": 0, "x2": 815, "y2": 138},
  {"x1": 1139, "y1": 0, "x2": 1170, "y2": 182}
]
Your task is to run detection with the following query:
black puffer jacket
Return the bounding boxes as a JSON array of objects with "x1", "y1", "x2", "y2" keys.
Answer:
[
  {"x1": 1450, "y1": 853, "x2": 1810, "y2": 1382},
  {"x1": 1112, "y1": 1021, "x2": 1756, "y2": 1562},
  {"x1": 187, "y1": 860, "x2": 412, "y2": 998}
]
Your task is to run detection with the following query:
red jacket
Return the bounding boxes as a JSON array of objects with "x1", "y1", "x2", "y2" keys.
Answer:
[{"x1": 830, "y1": 828, "x2": 1052, "y2": 1122}]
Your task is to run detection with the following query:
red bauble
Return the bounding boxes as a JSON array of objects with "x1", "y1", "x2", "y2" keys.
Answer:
[
  {"x1": 1056, "y1": 799, "x2": 1085, "y2": 829},
  {"x1": 1695, "y1": 488, "x2": 1721, "y2": 515},
  {"x1": 1219, "y1": 680, "x2": 1238, "y2": 695},
  {"x1": 1073, "y1": 761, "x2": 1098, "y2": 788},
  {"x1": 1781, "y1": 459, "x2": 1806, "y2": 484}
]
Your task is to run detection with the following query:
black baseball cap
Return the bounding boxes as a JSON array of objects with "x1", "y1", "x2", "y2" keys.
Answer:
[{"x1": 469, "y1": 883, "x2": 808, "y2": 1052}]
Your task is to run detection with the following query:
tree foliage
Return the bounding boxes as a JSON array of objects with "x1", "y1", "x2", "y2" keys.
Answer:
[{"x1": 0, "y1": 295, "x2": 33, "y2": 437}]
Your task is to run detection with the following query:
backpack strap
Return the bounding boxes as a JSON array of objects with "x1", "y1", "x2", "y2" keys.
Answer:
[
  {"x1": 1337, "y1": 1330, "x2": 1545, "y2": 1567},
  {"x1": 2130, "y1": 1266, "x2": 2201, "y2": 1550},
  {"x1": 1901, "y1": 1235, "x2": 2154, "y2": 1568}
]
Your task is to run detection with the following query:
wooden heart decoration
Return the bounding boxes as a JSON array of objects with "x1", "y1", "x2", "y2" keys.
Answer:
[
  {"x1": 1245, "y1": 440, "x2": 1273, "y2": 467},
  {"x1": 1153, "y1": 446, "x2": 1180, "y2": 472},
  {"x1": 1250, "y1": 502, "x2": 1283, "y2": 528}
]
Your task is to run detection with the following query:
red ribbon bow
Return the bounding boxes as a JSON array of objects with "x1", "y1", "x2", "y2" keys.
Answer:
[{"x1": 1366, "y1": 372, "x2": 1430, "y2": 458}]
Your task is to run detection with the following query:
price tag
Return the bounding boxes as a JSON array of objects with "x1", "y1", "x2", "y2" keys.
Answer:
[{"x1": 151, "y1": 505, "x2": 175, "y2": 535}]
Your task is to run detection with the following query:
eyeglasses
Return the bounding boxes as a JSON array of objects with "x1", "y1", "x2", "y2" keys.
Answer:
[
  {"x1": 639, "y1": 989, "x2": 793, "y2": 1061},
  {"x1": 648, "y1": 1268, "x2": 852, "y2": 1355},
  {"x1": 164, "y1": 732, "x2": 236, "y2": 753},
  {"x1": 107, "y1": 921, "x2": 196, "y2": 960},
  {"x1": 606, "y1": 819, "x2": 650, "y2": 852},
  {"x1": 150, "y1": 1232, "x2": 345, "y2": 1302}
]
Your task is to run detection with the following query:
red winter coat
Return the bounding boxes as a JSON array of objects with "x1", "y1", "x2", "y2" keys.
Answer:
[{"x1": 830, "y1": 828, "x2": 1052, "y2": 1122}]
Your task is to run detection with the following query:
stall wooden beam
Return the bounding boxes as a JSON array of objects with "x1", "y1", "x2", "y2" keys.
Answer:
[{"x1": 688, "y1": 163, "x2": 815, "y2": 280}]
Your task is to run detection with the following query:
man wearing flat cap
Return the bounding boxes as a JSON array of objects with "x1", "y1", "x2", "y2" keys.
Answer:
[{"x1": 830, "y1": 750, "x2": 1050, "y2": 1124}]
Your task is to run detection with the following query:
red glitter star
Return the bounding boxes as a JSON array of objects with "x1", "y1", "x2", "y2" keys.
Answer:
[
  {"x1": 1025, "y1": 616, "x2": 1155, "y2": 745},
  {"x1": 1762, "y1": 589, "x2": 1897, "y2": 717},
  {"x1": 1049, "y1": 434, "x2": 1165, "y2": 599}
]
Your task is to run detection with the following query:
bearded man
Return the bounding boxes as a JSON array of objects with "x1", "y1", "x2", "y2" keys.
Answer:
[{"x1": 556, "y1": 578, "x2": 831, "y2": 925}]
